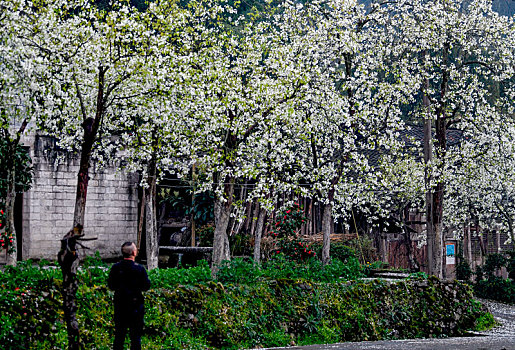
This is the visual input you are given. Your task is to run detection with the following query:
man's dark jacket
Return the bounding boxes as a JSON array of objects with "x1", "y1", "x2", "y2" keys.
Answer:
[{"x1": 108, "y1": 259, "x2": 151, "y2": 308}]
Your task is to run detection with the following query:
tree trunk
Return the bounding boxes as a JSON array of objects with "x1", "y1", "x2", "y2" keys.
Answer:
[
  {"x1": 61, "y1": 67, "x2": 105, "y2": 350},
  {"x1": 321, "y1": 202, "x2": 333, "y2": 265},
  {"x1": 422, "y1": 50, "x2": 436, "y2": 278},
  {"x1": 429, "y1": 43, "x2": 450, "y2": 280},
  {"x1": 60, "y1": 117, "x2": 98, "y2": 350},
  {"x1": 402, "y1": 207, "x2": 418, "y2": 271},
  {"x1": 58, "y1": 226, "x2": 83, "y2": 350},
  {"x1": 380, "y1": 234, "x2": 387, "y2": 264},
  {"x1": 249, "y1": 200, "x2": 260, "y2": 239},
  {"x1": 478, "y1": 232, "x2": 486, "y2": 265},
  {"x1": 508, "y1": 217, "x2": 515, "y2": 244},
  {"x1": 137, "y1": 184, "x2": 146, "y2": 250},
  {"x1": 58, "y1": 119, "x2": 94, "y2": 350},
  {"x1": 431, "y1": 113, "x2": 446, "y2": 279},
  {"x1": 253, "y1": 206, "x2": 266, "y2": 263},
  {"x1": 72, "y1": 118, "x2": 97, "y2": 228},
  {"x1": 306, "y1": 199, "x2": 312, "y2": 235},
  {"x1": 5, "y1": 149, "x2": 17, "y2": 266},
  {"x1": 145, "y1": 164, "x2": 158, "y2": 270},
  {"x1": 3, "y1": 120, "x2": 28, "y2": 265},
  {"x1": 243, "y1": 200, "x2": 252, "y2": 233},
  {"x1": 212, "y1": 177, "x2": 234, "y2": 277},
  {"x1": 464, "y1": 224, "x2": 472, "y2": 267}
]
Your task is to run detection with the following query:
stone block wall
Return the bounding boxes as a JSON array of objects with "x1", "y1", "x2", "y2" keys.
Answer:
[{"x1": 21, "y1": 134, "x2": 139, "y2": 260}]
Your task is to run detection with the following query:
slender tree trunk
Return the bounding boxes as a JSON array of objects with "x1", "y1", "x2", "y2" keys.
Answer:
[
  {"x1": 321, "y1": 174, "x2": 341, "y2": 265},
  {"x1": 495, "y1": 230, "x2": 501, "y2": 254},
  {"x1": 244, "y1": 200, "x2": 252, "y2": 233},
  {"x1": 400, "y1": 207, "x2": 417, "y2": 271},
  {"x1": 431, "y1": 44, "x2": 450, "y2": 279},
  {"x1": 212, "y1": 176, "x2": 234, "y2": 277},
  {"x1": 61, "y1": 117, "x2": 98, "y2": 350},
  {"x1": 72, "y1": 120, "x2": 97, "y2": 228},
  {"x1": 5, "y1": 149, "x2": 17, "y2": 266},
  {"x1": 308, "y1": 200, "x2": 312, "y2": 235},
  {"x1": 145, "y1": 161, "x2": 158, "y2": 270},
  {"x1": 253, "y1": 206, "x2": 266, "y2": 263},
  {"x1": 321, "y1": 202, "x2": 332, "y2": 265},
  {"x1": 137, "y1": 184, "x2": 146, "y2": 250},
  {"x1": 380, "y1": 234, "x2": 387, "y2": 264},
  {"x1": 316, "y1": 203, "x2": 322, "y2": 234},
  {"x1": 432, "y1": 116, "x2": 446, "y2": 279},
  {"x1": 464, "y1": 224, "x2": 472, "y2": 267},
  {"x1": 508, "y1": 218, "x2": 515, "y2": 249},
  {"x1": 478, "y1": 232, "x2": 486, "y2": 265},
  {"x1": 310, "y1": 198, "x2": 315, "y2": 236},
  {"x1": 60, "y1": 120, "x2": 95, "y2": 350},
  {"x1": 422, "y1": 50, "x2": 436, "y2": 277},
  {"x1": 229, "y1": 186, "x2": 245, "y2": 239},
  {"x1": 301, "y1": 198, "x2": 306, "y2": 236},
  {"x1": 3, "y1": 120, "x2": 29, "y2": 265},
  {"x1": 60, "y1": 67, "x2": 105, "y2": 350},
  {"x1": 249, "y1": 200, "x2": 260, "y2": 239}
]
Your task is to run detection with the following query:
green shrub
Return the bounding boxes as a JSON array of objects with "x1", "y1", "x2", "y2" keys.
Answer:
[
  {"x1": 475, "y1": 276, "x2": 515, "y2": 304},
  {"x1": 455, "y1": 259, "x2": 473, "y2": 281},
  {"x1": 473, "y1": 310, "x2": 496, "y2": 331},
  {"x1": 197, "y1": 224, "x2": 214, "y2": 247},
  {"x1": 473, "y1": 252, "x2": 515, "y2": 304},
  {"x1": 0, "y1": 261, "x2": 62, "y2": 350},
  {"x1": 310, "y1": 242, "x2": 357, "y2": 263},
  {"x1": 484, "y1": 253, "x2": 506, "y2": 277},
  {"x1": 149, "y1": 260, "x2": 212, "y2": 288},
  {"x1": 216, "y1": 255, "x2": 363, "y2": 284}
]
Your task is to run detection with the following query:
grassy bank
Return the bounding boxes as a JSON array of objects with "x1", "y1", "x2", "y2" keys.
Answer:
[{"x1": 0, "y1": 256, "x2": 493, "y2": 349}]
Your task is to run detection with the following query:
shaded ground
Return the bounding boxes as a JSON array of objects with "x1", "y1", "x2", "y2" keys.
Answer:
[{"x1": 260, "y1": 299, "x2": 515, "y2": 350}]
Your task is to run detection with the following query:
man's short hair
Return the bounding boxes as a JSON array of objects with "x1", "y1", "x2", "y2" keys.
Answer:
[{"x1": 121, "y1": 242, "x2": 136, "y2": 258}]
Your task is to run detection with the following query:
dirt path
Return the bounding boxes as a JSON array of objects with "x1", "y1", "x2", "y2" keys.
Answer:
[{"x1": 479, "y1": 299, "x2": 515, "y2": 338}]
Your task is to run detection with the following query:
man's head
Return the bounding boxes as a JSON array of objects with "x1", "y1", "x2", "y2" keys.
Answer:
[{"x1": 121, "y1": 241, "x2": 137, "y2": 260}]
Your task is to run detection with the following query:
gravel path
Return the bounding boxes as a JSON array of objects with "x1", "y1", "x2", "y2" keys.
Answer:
[{"x1": 479, "y1": 299, "x2": 515, "y2": 338}]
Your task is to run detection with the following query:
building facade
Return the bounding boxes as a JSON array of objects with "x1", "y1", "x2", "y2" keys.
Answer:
[{"x1": 5, "y1": 134, "x2": 139, "y2": 261}]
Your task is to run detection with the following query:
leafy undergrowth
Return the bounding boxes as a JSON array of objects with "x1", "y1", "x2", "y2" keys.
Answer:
[{"x1": 0, "y1": 256, "x2": 493, "y2": 349}]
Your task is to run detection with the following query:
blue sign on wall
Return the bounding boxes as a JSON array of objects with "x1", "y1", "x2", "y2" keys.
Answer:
[
  {"x1": 446, "y1": 244, "x2": 455, "y2": 256},
  {"x1": 446, "y1": 243, "x2": 456, "y2": 265}
]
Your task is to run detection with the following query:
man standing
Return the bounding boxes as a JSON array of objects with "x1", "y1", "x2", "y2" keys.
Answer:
[{"x1": 108, "y1": 242, "x2": 151, "y2": 350}]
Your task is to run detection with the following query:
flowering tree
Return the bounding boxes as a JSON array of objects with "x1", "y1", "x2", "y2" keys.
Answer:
[
  {"x1": 446, "y1": 108, "x2": 515, "y2": 245},
  {"x1": 0, "y1": 1, "x2": 38, "y2": 265},
  {"x1": 174, "y1": 1, "x2": 326, "y2": 274},
  {"x1": 384, "y1": 0, "x2": 514, "y2": 277},
  {"x1": 117, "y1": 0, "x2": 196, "y2": 270},
  {"x1": 271, "y1": 0, "x2": 415, "y2": 265},
  {"x1": 5, "y1": 0, "x2": 164, "y2": 347}
]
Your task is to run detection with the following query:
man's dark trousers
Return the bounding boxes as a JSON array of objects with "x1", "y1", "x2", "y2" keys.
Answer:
[
  {"x1": 113, "y1": 303, "x2": 144, "y2": 350},
  {"x1": 108, "y1": 259, "x2": 150, "y2": 350}
]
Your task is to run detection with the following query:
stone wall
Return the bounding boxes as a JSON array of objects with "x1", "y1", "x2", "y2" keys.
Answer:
[{"x1": 21, "y1": 134, "x2": 139, "y2": 260}]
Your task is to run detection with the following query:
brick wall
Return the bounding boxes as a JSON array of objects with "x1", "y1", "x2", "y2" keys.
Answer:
[{"x1": 21, "y1": 134, "x2": 139, "y2": 260}]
